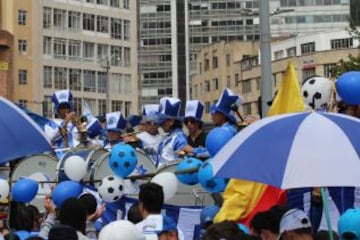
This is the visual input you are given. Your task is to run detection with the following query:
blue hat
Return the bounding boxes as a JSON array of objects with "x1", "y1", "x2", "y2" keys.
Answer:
[
  {"x1": 51, "y1": 90, "x2": 74, "y2": 113},
  {"x1": 210, "y1": 89, "x2": 241, "y2": 123},
  {"x1": 338, "y1": 208, "x2": 360, "y2": 240},
  {"x1": 156, "y1": 215, "x2": 178, "y2": 235},
  {"x1": 185, "y1": 100, "x2": 204, "y2": 122},
  {"x1": 106, "y1": 111, "x2": 127, "y2": 133},
  {"x1": 86, "y1": 118, "x2": 103, "y2": 138},
  {"x1": 141, "y1": 104, "x2": 159, "y2": 123},
  {"x1": 127, "y1": 115, "x2": 142, "y2": 128},
  {"x1": 200, "y1": 205, "x2": 220, "y2": 225},
  {"x1": 157, "y1": 97, "x2": 182, "y2": 124}
]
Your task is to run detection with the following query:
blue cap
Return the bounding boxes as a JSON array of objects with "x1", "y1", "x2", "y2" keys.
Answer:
[
  {"x1": 51, "y1": 90, "x2": 74, "y2": 113},
  {"x1": 142, "y1": 104, "x2": 159, "y2": 123},
  {"x1": 156, "y1": 215, "x2": 178, "y2": 235},
  {"x1": 200, "y1": 205, "x2": 220, "y2": 225},
  {"x1": 185, "y1": 100, "x2": 204, "y2": 122},
  {"x1": 338, "y1": 208, "x2": 360, "y2": 240},
  {"x1": 106, "y1": 111, "x2": 127, "y2": 133},
  {"x1": 127, "y1": 115, "x2": 142, "y2": 128},
  {"x1": 210, "y1": 89, "x2": 242, "y2": 123},
  {"x1": 157, "y1": 97, "x2": 182, "y2": 124},
  {"x1": 86, "y1": 118, "x2": 103, "y2": 138}
]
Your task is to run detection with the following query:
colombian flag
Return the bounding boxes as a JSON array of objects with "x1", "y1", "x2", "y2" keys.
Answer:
[{"x1": 214, "y1": 62, "x2": 305, "y2": 226}]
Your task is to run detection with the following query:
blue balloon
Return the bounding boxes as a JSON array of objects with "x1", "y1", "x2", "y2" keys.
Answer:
[
  {"x1": 205, "y1": 127, "x2": 233, "y2": 157},
  {"x1": 198, "y1": 159, "x2": 227, "y2": 193},
  {"x1": 176, "y1": 157, "x2": 202, "y2": 185},
  {"x1": 52, "y1": 181, "x2": 83, "y2": 207},
  {"x1": 12, "y1": 178, "x2": 38, "y2": 203},
  {"x1": 109, "y1": 143, "x2": 137, "y2": 178},
  {"x1": 336, "y1": 71, "x2": 360, "y2": 104}
]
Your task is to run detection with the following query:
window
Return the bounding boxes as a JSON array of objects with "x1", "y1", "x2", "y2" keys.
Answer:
[
  {"x1": 123, "y1": 0, "x2": 130, "y2": 9},
  {"x1": 302, "y1": 68, "x2": 316, "y2": 81},
  {"x1": 53, "y1": 38, "x2": 66, "y2": 59},
  {"x1": 323, "y1": 64, "x2": 336, "y2": 78},
  {"x1": 96, "y1": 16, "x2": 109, "y2": 33},
  {"x1": 274, "y1": 50, "x2": 284, "y2": 60},
  {"x1": 235, "y1": 73, "x2": 239, "y2": 87},
  {"x1": 112, "y1": 100, "x2": 123, "y2": 112},
  {"x1": 110, "y1": 0, "x2": 120, "y2": 8},
  {"x1": 98, "y1": 71, "x2": 107, "y2": 93},
  {"x1": 123, "y1": 20, "x2": 130, "y2": 41},
  {"x1": 18, "y1": 69, "x2": 27, "y2": 85},
  {"x1": 125, "y1": 102, "x2": 131, "y2": 116},
  {"x1": 68, "y1": 40, "x2": 81, "y2": 61},
  {"x1": 98, "y1": 99, "x2": 106, "y2": 116},
  {"x1": 73, "y1": 97, "x2": 82, "y2": 114},
  {"x1": 331, "y1": 38, "x2": 353, "y2": 49},
  {"x1": 18, "y1": 10, "x2": 27, "y2": 25},
  {"x1": 124, "y1": 74, "x2": 131, "y2": 94},
  {"x1": 205, "y1": 101, "x2": 210, "y2": 113},
  {"x1": 212, "y1": 56, "x2": 218, "y2": 69},
  {"x1": 97, "y1": 44, "x2": 109, "y2": 60},
  {"x1": 111, "y1": 18, "x2": 122, "y2": 39},
  {"x1": 212, "y1": 78, "x2": 219, "y2": 90},
  {"x1": 83, "y1": 42, "x2": 95, "y2": 62},
  {"x1": 199, "y1": 63, "x2": 202, "y2": 74},
  {"x1": 53, "y1": 9, "x2": 66, "y2": 30},
  {"x1": 43, "y1": 95, "x2": 52, "y2": 117},
  {"x1": 287, "y1": 47, "x2": 296, "y2": 57},
  {"x1": 226, "y1": 75, "x2": 231, "y2": 88},
  {"x1": 69, "y1": 69, "x2": 81, "y2": 91},
  {"x1": 43, "y1": 37, "x2": 52, "y2": 55},
  {"x1": 242, "y1": 103, "x2": 252, "y2": 115},
  {"x1": 43, "y1": 7, "x2": 52, "y2": 29},
  {"x1": 18, "y1": 40, "x2": 27, "y2": 54},
  {"x1": 205, "y1": 80, "x2": 210, "y2": 92},
  {"x1": 54, "y1": 67, "x2": 67, "y2": 89},
  {"x1": 111, "y1": 73, "x2": 122, "y2": 94},
  {"x1": 300, "y1": 42, "x2": 315, "y2": 54},
  {"x1": 19, "y1": 100, "x2": 28, "y2": 108},
  {"x1": 226, "y1": 54, "x2": 231, "y2": 66},
  {"x1": 68, "y1": 11, "x2": 81, "y2": 31},
  {"x1": 256, "y1": 77, "x2": 260, "y2": 90},
  {"x1": 204, "y1": 58, "x2": 209, "y2": 71},
  {"x1": 110, "y1": 46, "x2": 122, "y2": 66},
  {"x1": 83, "y1": 13, "x2": 95, "y2": 31},
  {"x1": 97, "y1": 0, "x2": 108, "y2": 5},
  {"x1": 84, "y1": 70, "x2": 96, "y2": 92},
  {"x1": 241, "y1": 80, "x2": 251, "y2": 93},
  {"x1": 124, "y1": 47, "x2": 131, "y2": 67},
  {"x1": 43, "y1": 66, "x2": 52, "y2": 88}
]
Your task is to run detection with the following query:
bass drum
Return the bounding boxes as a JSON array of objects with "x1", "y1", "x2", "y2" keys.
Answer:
[
  {"x1": 88, "y1": 149, "x2": 156, "y2": 197},
  {"x1": 10, "y1": 154, "x2": 58, "y2": 213},
  {"x1": 56, "y1": 148, "x2": 108, "y2": 182},
  {"x1": 156, "y1": 163, "x2": 214, "y2": 206}
]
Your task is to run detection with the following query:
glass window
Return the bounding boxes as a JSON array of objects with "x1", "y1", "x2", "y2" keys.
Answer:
[
  {"x1": 83, "y1": 42, "x2": 95, "y2": 61},
  {"x1": 98, "y1": 71, "x2": 107, "y2": 93},
  {"x1": 205, "y1": 80, "x2": 210, "y2": 92},
  {"x1": 242, "y1": 103, "x2": 252, "y2": 115},
  {"x1": 241, "y1": 80, "x2": 251, "y2": 93},
  {"x1": 123, "y1": 20, "x2": 130, "y2": 41},
  {"x1": 43, "y1": 37, "x2": 52, "y2": 55},
  {"x1": 123, "y1": 0, "x2": 130, "y2": 9},
  {"x1": 323, "y1": 64, "x2": 336, "y2": 78},
  {"x1": 53, "y1": 38, "x2": 66, "y2": 59},
  {"x1": 111, "y1": 18, "x2": 122, "y2": 39},
  {"x1": 111, "y1": 73, "x2": 122, "y2": 94},
  {"x1": 18, "y1": 10, "x2": 27, "y2": 25},
  {"x1": 69, "y1": 69, "x2": 81, "y2": 91},
  {"x1": 98, "y1": 99, "x2": 106, "y2": 116},
  {"x1": 18, "y1": 40, "x2": 27, "y2": 54},
  {"x1": 125, "y1": 101, "x2": 131, "y2": 116},
  {"x1": 84, "y1": 70, "x2": 96, "y2": 92},
  {"x1": 97, "y1": 0, "x2": 108, "y2": 5},
  {"x1": 73, "y1": 97, "x2": 82, "y2": 114},
  {"x1": 43, "y1": 7, "x2": 52, "y2": 29},
  {"x1": 110, "y1": 0, "x2": 120, "y2": 8},
  {"x1": 124, "y1": 74, "x2": 131, "y2": 94},
  {"x1": 97, "y1": 44, "x2": 109, "y2": 60},
  {"x1": 302, "y1": 68, "x2": 316, "y2": 81},
  {"x1": 112, "y1": 100, "x2": 123, "y2": 112},
  {"x1": 96, "y1": 16, "x2": 109, "y2": 33},
  {"x1": 331, "y1": 38, "x2": 353, "y2": 49},
  {"x1": 18, "y1": 69, "x2": 27, "y2": 84},
  {"x1": 53, "y1": 9, "x2": 66, "y2": 30},
  {"x1": 212, "y1": 78, "x2": 218, "y2": 90},
  {"x1": 83, "y1": 13, "x2": 95, "y2": 31},
  {"x1": 274, "y1": 50, "x2": 284, "y2": 60},
  {"x1": 300, "y1": 42, "x2": 315, "y2": 54},
  {"x1": 287, "y1": 47, "x2": 296, "y2": 57},
  {"x1": 124, "y1": 47, "x2": 131, "y2": 67},
  {"x1": 19, "y1": 100, "x2": 28, "y2": 108},
  {"x1": 68, "y1": 40, "x2": 81, "y2": 61},
  {"x1": 226, "y1": 54, "x2": 231, "y2": 66},
  {"x1": 68, "y1": 11, "x2": 81, "y2": 31},
  {"x1": 204, "y1": 58, "x2": 209, "y2": 71},
  {"x1": 43, "y1": 95, "x2": 52, "y2": 117},
  {"x1": 54, "y1": 67, "x2": 67, "y2": 89},
  {"x1": 110, "y1": 46, "x2": 122, "y2": 66},
  {"x1": 43, "y1": 66, "x2": 52, "y2": 88},
  {"x1": 212, "y1": 56, "x2": 218, "y2": 69}
]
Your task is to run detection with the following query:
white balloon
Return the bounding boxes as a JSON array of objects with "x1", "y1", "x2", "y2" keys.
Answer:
[
  {"x1": 97, "y1": 175, "x2": 125, "y2": 203},
  {"x1": 63, "y1": 155, "x2": 87, "y2": 181},
  {"x1": 151, "y1": 172, "x2": 178, "y2": 202},
  {"x1": 0, "y1": 179, "x2": 9, "y2": 202},
  {"x1": 99, "y1": 220, "x2": 145, "y2": 240}
]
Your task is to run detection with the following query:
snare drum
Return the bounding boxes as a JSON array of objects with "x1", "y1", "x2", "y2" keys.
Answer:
[
  {"x1": 11, "y1": 154, "x2": 58, "y2": 212},
  {"x1": 56, "y1": 148, "x2": 108, "y2": 182},
  {"x1": 88, "y1": 149, "x2": 156, "y2": 196},
  {"x1": 156, "y1": 163, "x2": 214, "y2": 206}
]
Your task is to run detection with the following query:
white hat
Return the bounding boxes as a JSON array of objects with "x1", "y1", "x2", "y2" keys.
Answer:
[
  {"x1": 279, "y1": 209, "x2": 312, "y2": 237},
  {"x1": 98, "y1": 220, "x2": 145, "y2": 240},
  {"x1": 184, "y1": 100, "x2": 204, "y2": 122}
]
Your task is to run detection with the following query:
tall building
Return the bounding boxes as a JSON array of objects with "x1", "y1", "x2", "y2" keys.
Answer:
[{"x1": 0, "y1": 0, "x2": 138, "y2": 117}]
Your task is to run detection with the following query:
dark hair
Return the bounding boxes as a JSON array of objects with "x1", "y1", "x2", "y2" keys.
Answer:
[
  {"x1": 48, "y1": 224, "x2": 78, "y2": 240},
  {"x1": 262, "y1": 205, "x2": 289, "y2": 234},
  {"x1": 15, "y1": 205, "x2": 34, "y2": 231},
  {"x1": 138, "y1": 182, "x2": 164, "y2": 214},
  {"x1": 26, "y1": 205, "x2": 42, "y2": 231},
  {"x1": 170, "y1": 119, "x2": 183, "y2": 131},
  {"x1": 250, "y1": 211, "x2": 266, "y2": 236},
  {"x1": 315, "y1": 230, "x2": 339, "y2": 240},
  {"x1": 293, "y1": 227, "x2": 313, "y2": 236},
  {"x1": 59, "y1": 198, "x2": 87, "y2": 234},
  {"x1": 79, "y1": 193, "x2": 97, "y2": 216},
  {"x1": 202, "y1": 220, "x2": 246, "y2": 240},
  {"x1": 26, "y1": 237, "x2": 45, "y2": 240},
  {"x1": 127, "y1": 202, "x2": 143, "y2": 224}
]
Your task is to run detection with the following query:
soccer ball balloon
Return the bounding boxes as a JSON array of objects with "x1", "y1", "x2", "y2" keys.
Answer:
[
  {"x1": 198, "y1": 159, "x2": 228, "y2": 193},
  {"x1": 302, "y1": 76, "x2": 332, "y2": 111},
  {"x1": 176, "y1": 158, "x2": 202, "y2": 185},
  {"x1": 109, "y1": 143, "x2": 137, "y2": 178},
  {"x1": 97, "y1": 175, "x2": 125, "y2": 203}
]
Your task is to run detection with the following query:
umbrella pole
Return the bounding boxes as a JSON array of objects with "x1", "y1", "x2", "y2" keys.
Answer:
[{"x1": 320, "y1": 187, "x2": 334, "y2": 240}]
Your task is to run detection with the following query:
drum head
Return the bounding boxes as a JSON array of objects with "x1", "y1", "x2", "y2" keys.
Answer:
[
  {"x1": 156, "y1": 163, "x2": 214, "y2": 206},
  {"x1": 91, "y1": 150, "x2": 156, "y2": 196},
  {"x1": 11, "y1": 154, "x2": 58, "y2": 213}
]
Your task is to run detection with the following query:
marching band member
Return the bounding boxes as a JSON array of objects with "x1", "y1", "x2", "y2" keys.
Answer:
[
  {"x1": 44, "y1": 90, "x2": 80, "y2": 149},
  {"x1": 156, "y1": 97, "x2": 188, "y2": 168},
  {"x1": 103, "y1": 111, "x2": 127, "y2": 150},
  {"x1": 210, "y1": 88, "x2": 241, "y2": 136}
]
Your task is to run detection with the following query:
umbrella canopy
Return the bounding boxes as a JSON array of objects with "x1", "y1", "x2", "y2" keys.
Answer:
[
  {"x1": 0, "y1": 97, "x2": 52, "y2": 163},
  {"x1": 211, "y1": 111, "x2": 360, "y2": 189}
]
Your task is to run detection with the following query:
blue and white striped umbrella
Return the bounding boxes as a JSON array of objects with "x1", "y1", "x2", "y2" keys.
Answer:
[{"x1": 211, "y1": 111, "x2": 360, "y2": 189}]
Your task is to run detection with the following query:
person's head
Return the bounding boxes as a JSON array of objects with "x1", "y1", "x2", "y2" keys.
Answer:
[
  {"x1": 48, "y1": 224, "x2": 78, "y2": 240},
  {"x1": 338, "y1": 208, "x2": 360, "y2": 240},
  {"x1": 79, "y1": 193, "x2": 97, "y2": 216},
  {"x1": 211, "y1": 111, "x2": 228, "y2": 126},
  {"x1": 59, "y1": 197, "x2": 87, "y2": 233},
  {"x1": 106, "y1": 111, "x2": 127, "y2": 144},
  {"x1": 56, "y1": 103, "x2": 72, "y2": 119},
  {"x1": 184, "y1": 100, "x2": 204, "y2": 134},
  {"x1": 279, "y1": 209, "x2": 313, "y2": 240},
  {"x1": 157, "y1": 216, "x2": 179, "y2": 240},
  {"x1": 139, "y1": 120, "x2": 159, "y2": 135},
  {"x1": 202, "y1": 220, "x2": 246, "y2": 240},
  {"x1": 250, "y1": 211, "x2": 266, "y2": 237},
  {"x1": 160, "y1": 119, "x2": 182, "y2": 133},
  {"x1": 51, "y1": 89, "x2": 73, "y2": 119},
  {"x1": 26, "y1": 205, "x2": 42, "y2": 231},
  {"x1": 210, "y1": 88, "x2": 240, "y2": 126},
  {"x1": 157, "y1": 97, "x2": 182, "y2": 133},
  {"x1": 184, "y1": 117, "x2": 203, "y2": 134},
  {"x1": 314, "y1": 230, "x2": 339, "y2": 240},
  {"x1": 138, "y1": 182, "x2": 164, "y2": 217},
  {"x1": 14, "y1": 205, "x2": 34, "y2": 231},
  {"x1": 260, "y1": 205, "x2": 289, "y2": 240},
  {"x1": 127, "y1": 202, "x2": 143, "y2": 224}
]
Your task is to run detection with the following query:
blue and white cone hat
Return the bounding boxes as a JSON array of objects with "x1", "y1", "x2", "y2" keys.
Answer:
[
  {"x1": 158, "y1": 97, "x2": 182, "y2": 122},
  {"x1": 51, "y1": 89, "x2": 74, "y2": 113},
  {"x1": 86, "y1": 118, "x2": 103, "y2": 138},
  {"x1": 127, "y1": 114, "x2": 142, "y2": 128},
  {"x1": 185, "y1": 100, "x2": 204, "y2": 122},
  {"x1": 105, "y1": 111, "x2": 127, "y2": 132},
  {"x1": 210, "y1": 88, "x2": 241, "y2": 123},
  {"x1": 141, "y1": 104, "x2": 159, "y2": 122}
]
